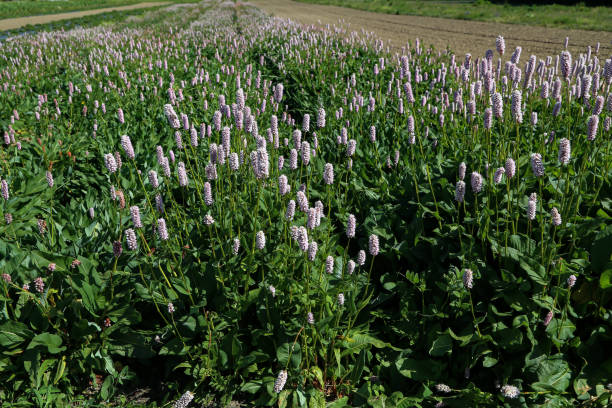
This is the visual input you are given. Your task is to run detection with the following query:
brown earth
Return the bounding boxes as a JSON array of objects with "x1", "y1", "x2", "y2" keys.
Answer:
[
  {"x1": 249, "y1": 0, "x2": 612, "y2": 59},
  {"x1": 0, "y1": 2, "x2": 170, "y2": 31}
]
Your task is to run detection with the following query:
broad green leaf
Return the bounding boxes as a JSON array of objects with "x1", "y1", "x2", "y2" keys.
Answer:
[
  {"x1": 573, "y1": 377, "x2": 591, "y2": 397},
  {"x1": 340, "y1": 333, "x2": 399, "y2": 357},
  {"x1": 429, "y1": 333, "x2": 452, "y2": 356},
  {"x1": 27, "y1": 333, "x2": 66, "y2": 354},
  {"x1": 396, "y1": 397, "x2": 422, "y2": 408},
  {"x1": 327, "y1": 397, "x2": 348, "y2": 408},
  {"x1": 447, "y1": 328, "x2": 474, "y2": 346},
  {"x1": 546, "y1": 318, "x2": 576, "y2": 343},
  {"x1": 600, "y1": 268, "x2": 612, "y2": 290},
  {"x1": 0, "y1": 321, "x2": 33, "y2": 348},
  {"x1": 483, "y1": 356, "x2": 498, "y2": 367},
  {"x1": 295, "y1": 389, "x2": 307, "y2": 407},
  {"x1": 70, "y1": 275, "x2": 99, "y2": 316},
  {"x1": 309, "y1": 390, "x2": 326, "y2": 408},
  {"x1": 395, "y1": 358, "x2": 444, "y2": 381},
  {"x1": 592, "y1": 225, "x2": 612, "y2": 271},
  {"x1": 36, "y1": 358, "x2": 57, "y2": 388},
  {"x1": 520, "y1": 256, "x2": 547, "y2": 286},
  {"x1": 276, "y1": 342, "x2": 301, "y2": 369},
  {"x1": 348, "y1": 349, "x2": 366, "y2": 385},
  {"x1": 531, "y1": 355, "x2": 571, "y2": 393},
  {"x1": 240, "y1": 380, "x2": 262, "y2": 394}
]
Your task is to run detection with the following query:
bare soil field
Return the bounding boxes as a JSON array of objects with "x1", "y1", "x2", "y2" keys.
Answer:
[
  {"x1": 0, "y1": 2, "x2": 170, "y2": 31},
  {"x1": 249, "y1": 0, "x2": 612, "y2": 58}
]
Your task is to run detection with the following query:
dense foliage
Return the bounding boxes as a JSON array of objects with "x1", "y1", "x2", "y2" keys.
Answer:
[{"x1": 0, "y1": 1, "x2": 611, "y2": 406}]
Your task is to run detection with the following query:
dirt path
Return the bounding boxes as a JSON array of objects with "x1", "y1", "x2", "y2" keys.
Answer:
[
  {"x1": 0, "y1": 2, "x2": 170, "y2": 31},
  {"x1": 249, "y1": 0, "x2": 612, "y2": 59}
]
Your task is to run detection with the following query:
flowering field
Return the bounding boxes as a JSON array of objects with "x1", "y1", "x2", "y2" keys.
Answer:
[{"x1": 0, "y1": 1, "x2": 611, "y2": 407}]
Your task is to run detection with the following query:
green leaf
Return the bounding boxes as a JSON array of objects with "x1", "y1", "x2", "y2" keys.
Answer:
[
  {"x1": 84, "y1": 221, "x2": 102, "y2": 238},
  {"x1": 546, "y1": 318, "x2": 576, "y2": 343},
  {"x1": 309, "y1": 390, "x2": 326, "y2": 408},
  {"x1": 277, "y1": 342, "x2": 301, "y2": 369},
  {"x1": 340, "y1": 333, "x2": 399, "y2": 357},
  {"x1": 348, "y1": 349, "x2": 366, "y2": 385},
  {"x1": 100, "y1": 375, "x2": 113, "y2": 401},
  {"x1": 447, "y1": 328, "x2": 474, "y2": 346},
  {"x1": 107, "y1": 328, "x2": 153, "y2": 359},
  {"x1": 520, "y1": 256, "x2": 547, "y2": 286},
  {"x1": 493, "y1": 327, "x2": 523, "y2": 349},
  {"x1": 395, "y1": 358, "x2": 444, "y2": 381},
  {"x1": 311, "y1": 366, "x2": 324, "y2": 389},
  {"x1": 108, "y1": 304, "x2": 141, "y2": 325},
  {"x1": 334, "y1": 256, "x2": 344, "y2": 278},
  {"x1": 483, "y1": 356, "x2": 498, "y2": 367},
  {"x1": 592, "y1": 225, "x2": 612, "y2": 271},
  {"x1": 396, "y1": 397, "x2": 422, "y2": 408},
  {"x1": 27, "y1": 333, "x2": 66, "y2": 354},
  {"x1": 53, "y1": 356, "x2": 67, "y2": 385},
  {"x1": 327, "y1": 397, "x2": 348, "y2": 408},
  {"x1": 236, "y1": 351, "x2": 268, "y2": 371},
  {"x1": 171, "y1": 276, "x2": 192, "y2": 296},
  {"x1": 429, "y1": 334, "x2": 452, "y2": 357},
  {"x1": 531, "y1": 355, "x2": 571, "y2": 393},
  {"x1": 29, "y1": 250, "x2": 58, "y2": 269},
  {"x1": 36, "y1": 358, "x2": 57, "y2": 388},
  {"x1": 600, "y1": 268, "x2": 612, "y2": 290},
  {"x1": 295, "y1": 389, "x2": 307, "y2": 407},
  {"x1": 70, "y1": 275, "x2": 99, "y2": 316},
  {"x1": 240, "y1": 380, "x2": 262, "y2": 394},
  {"x1": 0, "y1": 321, "x2": 33, "y2": 348},
  {"x1": 573, "y1": 377, "x2": 591, "y2": 397}
]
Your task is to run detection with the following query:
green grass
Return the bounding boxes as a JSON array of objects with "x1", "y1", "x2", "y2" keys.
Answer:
[
  {"x1": 294, "y1": 0, "x2": 612, "y2": 31},
  {"x1": 0, "y1": 5, "x2": 169, "y2": 38},
  {"x1": 0, "y1": 0, "x2": 200, "y2": 20}
]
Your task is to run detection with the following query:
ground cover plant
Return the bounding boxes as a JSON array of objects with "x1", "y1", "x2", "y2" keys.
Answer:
[
  {"x1": 293, "y1": 0, "x2": 612, "y2": 32},
  {"x1": 0, "y1": 1, "x2": 611, "y2": 406}
]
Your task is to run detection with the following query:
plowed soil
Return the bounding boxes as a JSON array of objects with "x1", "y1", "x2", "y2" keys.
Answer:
[{"x1": 249, "y1": 0, "x2": 612, "y2": 59}]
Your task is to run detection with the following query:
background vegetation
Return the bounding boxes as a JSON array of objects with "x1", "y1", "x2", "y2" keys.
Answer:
[
  {"x1": 293, "y1": 0, "x2": 612, "y2": 31},
  {"x1": 0, "y1": 0, "x2": 199, "y2": 20}
]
